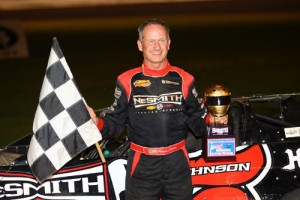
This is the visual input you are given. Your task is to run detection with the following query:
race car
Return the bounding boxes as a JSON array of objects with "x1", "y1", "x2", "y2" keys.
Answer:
[{"x1": 0, "y1": 93, "x2": 300, "y2": 200}]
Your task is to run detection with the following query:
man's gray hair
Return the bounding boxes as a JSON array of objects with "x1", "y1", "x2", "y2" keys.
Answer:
[{"x1": 138, "y1": 18, "x2": 170, "y2": 40}]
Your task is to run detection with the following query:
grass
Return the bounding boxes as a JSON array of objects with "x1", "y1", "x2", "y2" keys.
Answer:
[{"x1": 1, "y1": 14, "x2": 300, "y2": 147}]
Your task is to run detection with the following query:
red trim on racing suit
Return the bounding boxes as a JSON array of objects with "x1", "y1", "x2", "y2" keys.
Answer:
[
  {"x1": 130, "y1": 140, "x2": 186, "y2": 155},
  {"x1": 130, "y1": 151, "x2": 141, "y2": 177}
]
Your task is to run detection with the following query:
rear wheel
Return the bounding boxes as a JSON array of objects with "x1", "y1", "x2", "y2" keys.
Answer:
[{"x1": 281, "y1": 188, "x2": 300, "y2": 200}]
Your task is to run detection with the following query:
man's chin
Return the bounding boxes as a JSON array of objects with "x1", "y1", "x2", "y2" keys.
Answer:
[{"x1": 149, "y1": 57, "x2": 166, "y2": 64}]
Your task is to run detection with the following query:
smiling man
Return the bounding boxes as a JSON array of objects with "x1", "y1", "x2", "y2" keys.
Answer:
[
  {"x1": 137, "y1": 21, "x2": 170, "y2": 69},
  {"x1": 88, "y1": 18, "x2": 226, "y2": 200}
]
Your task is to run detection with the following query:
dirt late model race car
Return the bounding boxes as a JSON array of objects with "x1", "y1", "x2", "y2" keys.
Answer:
[{"x1": 1, "y1": 93, "x2": 300, "y2": 200}]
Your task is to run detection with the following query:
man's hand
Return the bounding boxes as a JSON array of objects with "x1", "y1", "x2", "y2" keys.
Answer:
[
  {"x1": 209, "y1": 114, "x2": 228, "y2": 126},
  {"x1": 87, "y1": 106, "x2": 98, "y2": 125}
]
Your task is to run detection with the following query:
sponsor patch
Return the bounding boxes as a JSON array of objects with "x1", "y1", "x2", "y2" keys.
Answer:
[
  {"x1": 163, "y1": 104, "x2": 174, "y2": 108},
  {"x1": 114, "y1": 87, "x2": 122, "y2": 99},
  {"x1": 162, "y1": 80, "x2": 180, "y2": 85},
  {"x1": 112, "y1": 99, "x2": 118, "y2": 107},
  {"x1": 147, "y1": 106, "x2": 156, "y2": 110},
  {"x1": 133, "y1": 92, "x2": 183, "y2": 108},
  {"x1": 133, "y1": 80, "x2": 151, "y2": 87},
  {"x1": 0, "y1": 161, "x2": 109, "y2": 199},
  {"x1": 284, "y1": 127, "x2": 300, "y2": 138},
  {"x1": 192, "y1": 87, "x2": 198, "y2": 98},
  {"x1": 109, "y1": 106, "x2": 115, "y2": 112},
  {"x1": 156, "y1": 103, "x2": 163, "y2": 110},
  {"x1": 211, "y1": 127, "x2": 230, "y2": 135}
]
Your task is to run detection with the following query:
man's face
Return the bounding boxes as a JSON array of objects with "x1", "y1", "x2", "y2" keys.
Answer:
[{"x1": 137, "y1": 24, "x2": 171, "y2": 66}]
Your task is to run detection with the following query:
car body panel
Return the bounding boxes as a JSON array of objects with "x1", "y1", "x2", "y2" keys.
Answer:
[{"x1": 1, "y1": 94, "x2": 300, "y2": 200}]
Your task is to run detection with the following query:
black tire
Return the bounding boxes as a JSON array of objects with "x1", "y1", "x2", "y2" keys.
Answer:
[{"x1": 281, "y1": 188, "x2": 300, "y2": 200}]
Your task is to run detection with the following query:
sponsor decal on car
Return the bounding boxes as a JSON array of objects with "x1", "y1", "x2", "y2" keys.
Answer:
[
  {"x1": 284, "y1": 127, "x2": 300, "y2": 138},
  {"x1": 0, "y1": 161, "x2": 109, "y2": 200},
  {"x1": 190, "y1": 144, "x2": 272, "y2": 200}
]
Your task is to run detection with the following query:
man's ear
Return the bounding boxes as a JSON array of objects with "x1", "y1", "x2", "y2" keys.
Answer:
[{"x1": 137, "y1": 40, "x2": 143, "y2": 52}]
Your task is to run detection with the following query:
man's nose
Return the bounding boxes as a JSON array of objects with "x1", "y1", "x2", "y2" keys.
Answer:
[{"x1": 153, "y1": 41, "x2": 160, "y2": 49}]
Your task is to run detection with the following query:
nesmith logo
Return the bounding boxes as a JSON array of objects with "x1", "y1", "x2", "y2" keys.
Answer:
[
  {"x1": 0, "y1": 163, "x2": 107, "y2": 199},
  {"x1": 133, "y1": 92, "x2": 182, "y2": 108}
]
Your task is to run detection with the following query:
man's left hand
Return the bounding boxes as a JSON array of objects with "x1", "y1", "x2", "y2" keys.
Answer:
[{"x1": 209, "y1": 114, "x2": 228, "y2": 126}]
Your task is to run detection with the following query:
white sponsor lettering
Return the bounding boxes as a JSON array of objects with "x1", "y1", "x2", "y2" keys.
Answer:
[
  {"x1": 108, "y1": 159, "x2": 127, "y2": 200},
  {"x1": 284, "y1": 127, "x2": 300, "y2": 138},
  {"x1": 133, "y1": 92, "x2": 182, "y2": 108},
  {"x1": 282, "y1": 148, "x2": 300, "y2": 170},
  {"x1": 3, "y1": 183, "x2": 23, "y2": 197},
  {"x1": 191, "y1": 162, "x2": 250, "y2": 176},
  {"x1": 0, "y1": 163, "x2": 106, "y2": 199},
  {"x1": 82, "y1": 176, "x2": 104, "y2": 193},
  {"x1": 211, "y1": 127, "x2": 229, "y2": 135}
]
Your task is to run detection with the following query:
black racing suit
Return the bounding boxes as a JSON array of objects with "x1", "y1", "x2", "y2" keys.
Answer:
[{"x1": 100, "y1": 62, "x2": 207, "y2": 200}]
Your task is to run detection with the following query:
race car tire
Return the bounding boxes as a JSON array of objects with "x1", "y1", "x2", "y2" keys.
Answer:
[{"x1": 281, "y1": 188, "x2": 300, "y2": 200}]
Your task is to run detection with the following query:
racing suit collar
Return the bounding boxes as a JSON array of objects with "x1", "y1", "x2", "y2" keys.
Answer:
[{"x1": 142, "y1": 62, "x2": 171, "y2": 77}]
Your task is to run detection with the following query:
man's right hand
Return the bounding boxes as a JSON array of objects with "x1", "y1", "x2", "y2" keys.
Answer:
[{"x1": 87, "y1": 106, "x2": 98, "y2": 125}]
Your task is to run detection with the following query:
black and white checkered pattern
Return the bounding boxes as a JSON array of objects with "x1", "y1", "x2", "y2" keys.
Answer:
[{"x1": 27, "y1": 37, "x2": 102, "y2": 183}]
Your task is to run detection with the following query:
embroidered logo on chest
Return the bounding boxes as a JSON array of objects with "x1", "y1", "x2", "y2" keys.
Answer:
[
  {"x1": 133, "y1": 80, "x2": 151, "y2": 87},
  {"x1": 162, "y1": 79, "x2": 180, "y2": 85}
]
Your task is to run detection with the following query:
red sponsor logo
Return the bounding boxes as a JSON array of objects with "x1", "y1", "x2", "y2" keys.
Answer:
[{"x1": 190, "y1": 144, "x2": 270, "y2": 199}]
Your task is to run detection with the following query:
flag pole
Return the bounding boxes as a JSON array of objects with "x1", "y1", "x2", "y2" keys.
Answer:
[{"x1": 96, "y1": 141, "x2": 106, "y2": 163}]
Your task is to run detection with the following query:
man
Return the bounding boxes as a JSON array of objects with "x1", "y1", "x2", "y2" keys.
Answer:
[{"x1": 88, "y1": 18, "x2": 227, "y2": 200}]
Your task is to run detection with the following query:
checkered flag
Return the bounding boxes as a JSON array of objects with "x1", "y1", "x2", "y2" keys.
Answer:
[{"x1": 27, "y1": 37, "x2": 102, "y2": 183}]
